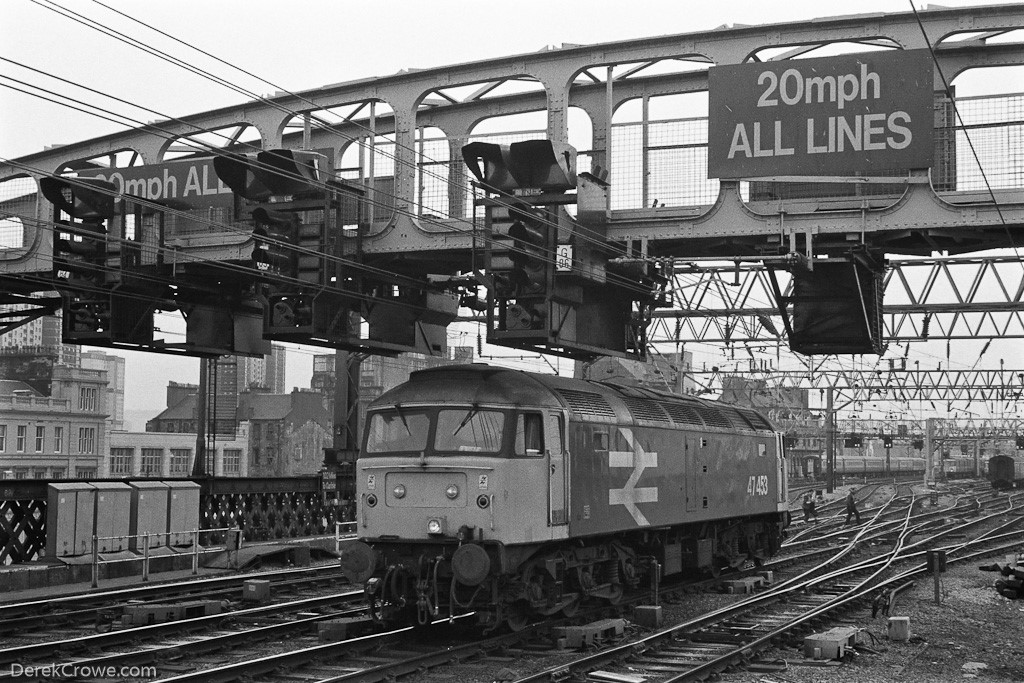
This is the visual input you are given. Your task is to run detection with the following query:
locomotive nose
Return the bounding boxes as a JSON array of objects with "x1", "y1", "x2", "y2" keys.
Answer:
[{"x1": 340, "y1": 540, "x2": 377, "y2": 583}]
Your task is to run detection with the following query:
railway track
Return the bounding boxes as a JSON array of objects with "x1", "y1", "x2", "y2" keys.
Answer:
[
  {"x1": 4, "y1": 484, "x2": 1020, "y2": 682},
  {"x1": 0, "y1": 564, "x2": 348, "y2": 636}
]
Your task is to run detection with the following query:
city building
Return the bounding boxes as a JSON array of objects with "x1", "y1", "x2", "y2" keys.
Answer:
[
  {"x1": 238, "y1": 389, "x2": 332, "y2": 477},
  {"x1": 0, "y1": 312, "x2": 81, "y2": 367},
  {"x1": 80, "y1": 350, "x2": 126, "y2": 430},
  {"x1": 108, "y1": 424, "x2": 249, "y2": 478},
  {"x1": 148, "y1": 381, "x2": 331, "y2": 477},
  {"x1": 0, "y1": 365, "x2": 108, "y2": 479}
]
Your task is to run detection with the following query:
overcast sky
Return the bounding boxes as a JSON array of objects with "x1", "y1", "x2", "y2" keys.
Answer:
[{"x1": 1, "y1": 0, "x2": 1021, "y2": 420}]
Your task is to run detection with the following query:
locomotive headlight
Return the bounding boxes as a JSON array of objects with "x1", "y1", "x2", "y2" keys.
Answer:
[
  {"x1": 393, "y1": 484, "x2": 406, "y2": 499},
  {"x1": 445, "y1": 484, "x2": 459, "y2": 500},
  {"x1": 427, "y1": 518, "x2": 443, "y2": 535}
]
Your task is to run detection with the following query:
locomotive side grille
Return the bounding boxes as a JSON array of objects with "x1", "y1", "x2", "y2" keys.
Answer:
[
  {"x1": 659, "y1": 401, "x2": 704, "y2": 427},
  {"x1": 692, "y1": 404, "x2": 733, "y2": 429},
  {"x1": 736, "y1": 407, "x2": 774, "y2": 431},
  {"x1": 621, "y1": 397, "x2": 671, "y2": 423},
  {"x1": 555, "y1": 389, "x2": 616, "y2": 418}
]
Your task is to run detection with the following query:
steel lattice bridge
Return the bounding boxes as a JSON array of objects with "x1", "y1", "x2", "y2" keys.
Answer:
[{"x1": 0, "y1": 4, "x2": 1022, "y2": 363}]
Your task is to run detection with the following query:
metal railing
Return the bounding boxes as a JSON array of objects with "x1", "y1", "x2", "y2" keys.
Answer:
[{"x1": 87, "y1": 526, "x2": 240, "y2": 588}]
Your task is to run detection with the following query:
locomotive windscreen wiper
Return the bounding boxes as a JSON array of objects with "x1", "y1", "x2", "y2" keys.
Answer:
[
  {"x1": 394, "y1": 403, "x2": 411, "y2": 435},
  {"x1": 452, "y1": 405, "x2": 480, "y2": 438}
]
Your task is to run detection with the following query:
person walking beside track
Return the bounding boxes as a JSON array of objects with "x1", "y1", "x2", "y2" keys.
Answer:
[
  {"x1": 845, "y1": 489, "x2": 861, "y2": 525},
  {"x1": 802, "y1": 493, "x2": 817, "y2": 523}
]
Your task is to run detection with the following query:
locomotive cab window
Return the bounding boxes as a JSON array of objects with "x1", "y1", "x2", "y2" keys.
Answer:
[
  {"x1": 365, "y1": 409, "x2": 430, "y2": 453},
  {"x1": 515, "y1": 413, "x2": 544, "y2": 457},
  {"x1": 435, "y1": 408, "x2": 504, "y2": 453}
]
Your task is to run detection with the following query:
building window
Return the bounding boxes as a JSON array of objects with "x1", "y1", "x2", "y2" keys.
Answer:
[
  {"x1": 223, "y1": 449, "x2": 241, "y2": 475},
  {"x1": 32, "y1": 469, "x2": 47, "y2": 479},
  {"x1": 50, "y1": 469, "x2": 65, "y2": 479},
  {"x1": 0, "y1": 425, "x2": 6, "y2": 451},
  {"x1": 54, "y1": 426, "x2": 63, "y2": 453},
  {"x1": 140, "y1": 448, "x2": 162, "y2": 477},
  {"x1": 14, "y1": 470, "x2": 27, "y2": 480},
  {"x1": 35, "y1": 426, "x2": 44, "y2": 452},
  {"x1": 16, "y1": 426, "x2": 26, "y2": 452},
  {"x1": 79, "y1": 387, "x2": 98, "y2": 411},
  {"x1": 78, "y1": 427, "x2": 96, "y2": 454},
  {"x1": 169, "y1": 449, "x2": 191, "y2": 475},
  {"x1": 109, "y1": 447, "x2": 133, "y2": 476},
  {"x1": 75, "y1": 468, "x2": 96, "y2": 479}
]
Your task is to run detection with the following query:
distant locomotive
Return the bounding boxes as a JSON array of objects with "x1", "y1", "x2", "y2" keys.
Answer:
[
  {"x1": 988, "y1": 454, "x2": 1024, "y2": 489},
  {"x1": 340, "y1": 364, "x2": 789, "y2": 630}
]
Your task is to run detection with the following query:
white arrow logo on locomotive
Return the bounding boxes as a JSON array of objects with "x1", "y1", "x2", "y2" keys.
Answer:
[{"x1": 608, "y1": 427, "x2": 658, "y2": 526}]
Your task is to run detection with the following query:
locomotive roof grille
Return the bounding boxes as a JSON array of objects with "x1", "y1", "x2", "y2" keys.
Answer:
[
  {"x1": 722, "y1": 407, "x2": 757, "y2": 430},
  {"x1": 554, "y1": 388, "x2": 617, "y2": 419},
  {"x1": 692, "y1": 404, "x2": 733, "y2": 429},
  {"x1": 737, "y1": 407, "x2": 774, "y2": 431},
  {"x1": 621, "y1": 397, "x2": 671, "y2": 423},
  {"x1": 658, "y1": 401, "x2": 704, "y2": 426}
]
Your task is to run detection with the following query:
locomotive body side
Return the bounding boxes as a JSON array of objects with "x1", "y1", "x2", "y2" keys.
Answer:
[{"x1": 340, "y1": 364, "x2": 789, "y2": 630}]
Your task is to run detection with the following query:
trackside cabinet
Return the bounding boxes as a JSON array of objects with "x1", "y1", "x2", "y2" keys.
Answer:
[
  {"x1": 129, "y1": 481, "x2": 170, "y2": 550},
  {"x1": 164, "y1": 481, "x2": 201, "y2": 546},
  {"x1": 93, "y1": 482, "x2": 132, "y2": 552},
  {"x1": 45, "y1": 483, "x2": 95, "y2": 557}
]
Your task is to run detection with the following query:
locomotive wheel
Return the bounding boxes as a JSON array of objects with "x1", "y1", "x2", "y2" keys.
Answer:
[
  {"x1": 505, "y1": 600, "x2": 531, "y2": 632},
  {"x1": 560, "y1": 597, "x2": 581, "y2": 617}
]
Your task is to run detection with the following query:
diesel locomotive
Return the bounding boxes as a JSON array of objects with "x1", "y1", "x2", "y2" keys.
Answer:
[{"x1": 340, "y1": 364, "x2": 790, "y2": 630}]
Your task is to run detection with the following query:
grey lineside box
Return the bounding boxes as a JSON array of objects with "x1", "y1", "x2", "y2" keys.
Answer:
[
  {"x1": 129, "y1": 481, "x2": 169, "y2": 550},
  {"x1": 93, "y1": 482, "x2": 132, "y2": 552},
  {"x1": 46, "y1": 483, "x2": 96, "y2": 557},
  {"x1": 166, "y1": 480, "x2": 200, "y2": 546}
]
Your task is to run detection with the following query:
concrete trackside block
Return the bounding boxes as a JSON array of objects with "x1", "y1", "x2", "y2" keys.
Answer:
[
  {"x1": 888, "y1": 616, "x2": 911, "y2": 641},
  {"x1": 122, "y1": 600, "x2": 223, "y2": 626},
  {"x1": 633, "y1": 605, "x2": 663, "y2": 628},
  {"x1": 722, "y1": 576, "x2": 764, "y2": 593},
  {"x1": 242, "y1": 579, "x2": 272, "y2": 602},
  {"x1": 804, "y1": 626, "x2": 861, "y2": 660},
  {"x1": 758, "y1": 570, "x2": 774, "y2": 585},
  {"x1": 554, "y1": 618, "x2": 626, "y2": 649},
  {"x1": 318, "y1": 616, "x2": 373, "y2": 642}
]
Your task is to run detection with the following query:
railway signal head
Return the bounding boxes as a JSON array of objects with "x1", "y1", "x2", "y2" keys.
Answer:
[
  {"x1": 214, "y1": 149, "x2": 326, "y2": 201},
  {"x1": 1017, "y1": 435, "x2": 1024, "y2": 450},
  {"x1": 40, "y1": 177, "x2": 117, "y2": 291},
  {"x1": 251, "y1": 207, "x2": 299, "y2": 278},
  {"x1": 883, "y1": 434, "x2": 894, "y2": 449},
  {"x1": 507, "y1": 204, "x2": 552, "y2": 297},
  {"x1": 462, "y1": 140, "x2": 577, "y2": 194}
]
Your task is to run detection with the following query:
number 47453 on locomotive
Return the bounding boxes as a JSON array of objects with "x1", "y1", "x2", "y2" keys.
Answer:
[{"x1": 340, "y1": 364, "x2": 790, "y2": 631}]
